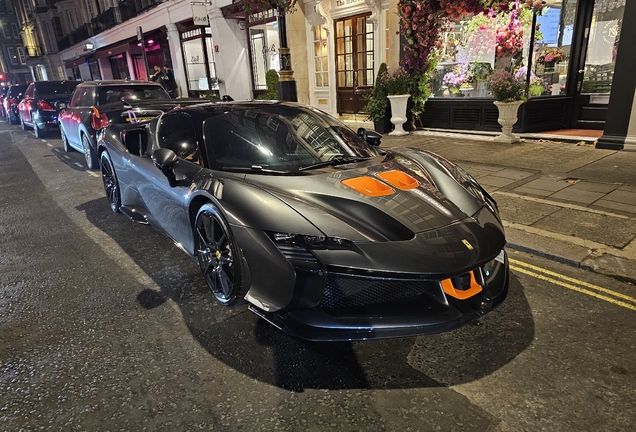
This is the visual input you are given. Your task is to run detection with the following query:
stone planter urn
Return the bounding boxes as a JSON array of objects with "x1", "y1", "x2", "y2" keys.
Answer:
[
  {"x1": 493, "y1": 100, "x2": 524, "y2": 143},
  {"x1": 387, "y1": 94, "x2": 410, "y2": 136}
]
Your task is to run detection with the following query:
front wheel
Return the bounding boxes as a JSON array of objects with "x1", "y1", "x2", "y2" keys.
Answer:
[
  {"x1": 82, "y1": 134, "x2": 99, "y2": 169},
  {"x1": 194, "y1": 204, "x2": 245, "y2": 306},
  {"x1": 100, "y1": 151, "x2": 121, "y2": 213}
]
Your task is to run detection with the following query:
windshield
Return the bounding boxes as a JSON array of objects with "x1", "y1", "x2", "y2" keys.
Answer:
[
  {"x1": 9, "y1": 85, "x2": 27, "y2": 96},
  {"x1": 99, "y1": 86, "x2": 169, "y2": 105},
  {"x1": 37, "y1": 81, "x2": 79, "y2": 96},
  {"x1": 202, "y1": 105, "x2": 380, "y2": 173}
]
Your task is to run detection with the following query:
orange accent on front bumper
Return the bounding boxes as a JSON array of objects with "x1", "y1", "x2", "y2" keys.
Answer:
[
  {"x1": 376, "y1": 170, "x2": 420, "y2": 190},
  {"x1": 342, "y1": 176, "x2": 395, "y2": 197},
  {"x1": 441, "y1": 270, "x2": 483, "y2": 300}
]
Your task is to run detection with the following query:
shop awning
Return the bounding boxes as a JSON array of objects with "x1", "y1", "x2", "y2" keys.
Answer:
[
  {"x1": 65, "y1": 56, "x2": 91, "y2": 69},
  {"x1": 94, "y1": 42, "x2": 131, "y2": 59}
]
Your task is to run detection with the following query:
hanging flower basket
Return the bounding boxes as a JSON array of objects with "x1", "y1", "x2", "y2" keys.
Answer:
[{"x1": 232, "y1": 0, "x2": 297, "y2": 15}]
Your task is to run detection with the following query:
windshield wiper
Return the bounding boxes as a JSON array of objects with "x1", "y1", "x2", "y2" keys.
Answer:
[
  {"x1": 221, "y1": 165, "x2": 289, "y2": 174},
  {"x1": 298, "y1": 156, "x2": 371, "y2": 172}
]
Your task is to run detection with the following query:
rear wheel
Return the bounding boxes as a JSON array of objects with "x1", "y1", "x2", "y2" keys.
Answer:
[
  {"x1": 20, "y1": 115, "x2": 30, "y2": 130},
  {"x1": 194, "y1": 204, "x2": 245, "y2": 306},
  {"x1": 82, "y1": 134, "x2": 99, "y2": 169},
  {"x1": 100, "y1": 151, "x2": 121, "y2": 213},
  {"x1": 33, "y1": 120, "x2": 46, "y2": 138}
]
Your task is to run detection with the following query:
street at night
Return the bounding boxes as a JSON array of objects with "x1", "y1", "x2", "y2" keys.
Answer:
[{"x1": 2, "y1": 121, "x2": 635, "y2": 431}]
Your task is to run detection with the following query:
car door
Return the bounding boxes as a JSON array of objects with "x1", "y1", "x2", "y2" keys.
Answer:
[
  {"x1": 61, "y1": 86, "x2": 94, "y2": 147},
  {"x1": 133, "y1": 112, "x2": 204, "y2": 245},
  {"x1": 18, "y1": 84, "x2": 34, "y2": 125}
]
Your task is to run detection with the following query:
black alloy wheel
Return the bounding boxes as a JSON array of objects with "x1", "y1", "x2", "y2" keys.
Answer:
[
  {"x1": 194, "y1": 204, "x2": 244, "y2": 306},
  {"x1": 61, "y1": 129, "x2": 72, "y2": 152},
  {"x1": 82, "y1": 134, "x2": 99, "y2": 169},
  {"x1": 100, "y1": 151, "x2": 121, "y2": 213}
]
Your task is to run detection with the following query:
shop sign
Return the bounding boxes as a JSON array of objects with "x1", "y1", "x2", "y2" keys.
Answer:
[
  {"x1": 333, "y1": 0, "x2": 364, "y2": 9},
  {"x1": 192, "y1": 3, "x2": 209, "y2": 26}
]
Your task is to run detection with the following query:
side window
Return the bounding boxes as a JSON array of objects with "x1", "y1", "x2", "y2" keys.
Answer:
[
  {"x1": 24, "y1": 84, "x2": 34, "y2": 97},
  {"x1": 78, "y1": 88, "x2": 94, "y2": 107},
  {"x1": 158, "y1": 113, "x2": 201, "y2": 164},
  {"x1": 68, "y1": 89, "x2": 81, "y2": 107}
]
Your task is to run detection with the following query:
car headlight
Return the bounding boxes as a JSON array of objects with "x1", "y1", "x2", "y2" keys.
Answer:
[
  {"x1": 482, "y1": 250, "x2": 505, "y2": 283},
  {"x1": 269, "y1": 232, "x2": 356, "y2": 250}
]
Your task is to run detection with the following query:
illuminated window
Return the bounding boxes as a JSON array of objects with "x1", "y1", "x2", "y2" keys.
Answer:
[{"x1": 313, "y1": 25, "x2": 329, "y2": 87}]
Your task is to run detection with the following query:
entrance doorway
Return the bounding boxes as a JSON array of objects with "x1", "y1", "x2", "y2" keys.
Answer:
[
  {"x1": 335, "y1": 13, "x2": 374, "y2": 114},
  {"x1": 571, "y1": 0, "x2": 624, "y2": 129}
]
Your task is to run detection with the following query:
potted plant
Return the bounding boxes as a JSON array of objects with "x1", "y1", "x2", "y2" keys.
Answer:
[
  {"x1": 384, "y1": 68, "x2": 412, "y2": 136},
  {"x1": 256, "y1": 69, "x2": 279, "y2": 100},
  {"x1": 364, "y1": 63, "x2": 391, "y2": 134},
  {"x1": 486, "y1": 68, "x2": 527, "y2": 143}
]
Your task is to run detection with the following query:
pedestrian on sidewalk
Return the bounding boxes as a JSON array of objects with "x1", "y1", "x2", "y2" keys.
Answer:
[
  {"x1": 150, "y1": 65, "x2": 164, "y2": 83},
  {"x1": 162, "y1": 65, "x2": 178, "y2": 98}
]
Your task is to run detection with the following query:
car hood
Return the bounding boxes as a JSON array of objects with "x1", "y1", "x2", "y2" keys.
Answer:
[{"x1": 244, "y1": 148, "x2": 491, "y2": 243}]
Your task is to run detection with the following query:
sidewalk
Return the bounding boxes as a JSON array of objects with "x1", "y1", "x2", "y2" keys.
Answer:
[{"x1": 352, "y1": 123, "x2": 636, "y2": 284}]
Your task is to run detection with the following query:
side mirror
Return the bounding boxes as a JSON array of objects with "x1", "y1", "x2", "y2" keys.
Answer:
[
  {"x1": 152, "y1": 148, "x2": 178, "y2": 186},
  {"x1": 357, "y1": 128, "x2": 382, "y2": 146}
]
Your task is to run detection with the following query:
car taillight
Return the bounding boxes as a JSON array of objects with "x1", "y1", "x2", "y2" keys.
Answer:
[
  {"x1": 37, "y1": 100, "x2": 56, "y2": 111},
  {"x1": 91, "y1": 107, "x2": 108, "y2": 130}
]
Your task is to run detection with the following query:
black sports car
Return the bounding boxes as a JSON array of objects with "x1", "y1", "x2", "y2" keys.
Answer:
[{"x1": 97, "y1": 101, "x2": 508, "y2": 341}]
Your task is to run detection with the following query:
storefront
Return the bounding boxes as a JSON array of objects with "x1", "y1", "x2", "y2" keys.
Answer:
[
  {"x1": 417, "y1": 0, "x2": 627, "y2": 134},
  {"x1": 178, "y1": 21, "x2": 219, "y2": 98},
  {"x1": 302, "y1": 0, "x2": 389, "y2": 116}
]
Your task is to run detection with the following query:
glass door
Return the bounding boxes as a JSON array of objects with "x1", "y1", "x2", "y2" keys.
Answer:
[
  {"x1": 335, "y1": 13, "x2": 374, "y2": 114},
  {"x1": 571, "y1": 0, "x2": 625, "y2": 129}
]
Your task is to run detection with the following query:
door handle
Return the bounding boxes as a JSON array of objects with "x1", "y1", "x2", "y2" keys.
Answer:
[{"x1": 578, "y1": 69, "x2": 585, "y2": 73}]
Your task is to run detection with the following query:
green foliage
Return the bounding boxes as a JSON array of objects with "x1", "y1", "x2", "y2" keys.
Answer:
[
  {"x1": 411, "y1": 51, "x2": 438, "y2": 119},
  {"x1": 364, "y1": 63, "x2": 389, "y2": 122},
  {"x1": 256, "y1": 69, "x2": 279, "y2": 100}
]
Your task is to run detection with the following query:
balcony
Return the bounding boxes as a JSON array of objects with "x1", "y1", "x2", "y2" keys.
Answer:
[
  {"x1": 71, "y1": 24, "x2": 92, "y2": 43},
  {"x1": 91, "y1": 7, "x2": 119, "y2": 35},
  {"x1": 58, "y1": 34, "x2": 73, "y2": 51},
  {"x1": 119, "y1": 0, "x2": 163, "y2": 23}
]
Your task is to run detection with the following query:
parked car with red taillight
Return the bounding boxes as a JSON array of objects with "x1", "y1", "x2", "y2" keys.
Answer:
[
  {"x1": 59, "y1": 80, "x2": 202, "y2": 169},
  {"x1": 4, "y1": 84, "x2": 28, "y2": 125},
  {"x1": 18, "y1": 80, "x2": 80, "y2": 138}
]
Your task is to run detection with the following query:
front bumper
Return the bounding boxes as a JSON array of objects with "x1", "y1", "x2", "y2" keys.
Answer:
[{"x1": 249, "y1": 251, "x2": 509, "y2": 341}]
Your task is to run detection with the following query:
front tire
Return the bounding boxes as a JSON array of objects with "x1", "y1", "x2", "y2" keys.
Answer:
[
  {"x1": 100, "y1": 151, "x2": 121, "y2": 213},
  {"x1": 82, "y1": 134, "x2": 99, "y2": 169},
  {"x1": 194, "y1": 204, "x2": 245, "y2": 306},
  {"x1": 61, "y1": 129, "x2": 72, "y2": 152}
]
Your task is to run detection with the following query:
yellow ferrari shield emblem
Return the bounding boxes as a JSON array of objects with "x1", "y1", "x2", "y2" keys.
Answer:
[
  {"x1": 216, "y1": 250, "x2": 222, "y2": 259},
  {"x1": 462, "y1": 239, "x2": 474, "y2": 250}
]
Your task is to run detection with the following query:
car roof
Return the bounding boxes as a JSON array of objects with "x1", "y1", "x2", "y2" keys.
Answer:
[{"x1": 77, "y1": 80, "x2": 163, "y2": 87}]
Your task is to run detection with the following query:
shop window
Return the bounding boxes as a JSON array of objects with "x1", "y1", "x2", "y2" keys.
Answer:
[
  {"x1": 581, "y1": 0, "x2": 624, "y2": 94},
  {"x1": 109, "y1": 54, "x2": 130, "y2": 79},
  {"x1": 181, "y1": 28, "x2": 218, "y2": 96},
  {"x1": 434, "y1": 1, "x2": 573, "y2": 99},
  {"x1": 249, "y1": 22, "x2": 280, "y2": 91},
  {"x1": 313, "y1": 25, "x2": 328, "y2": 87}
]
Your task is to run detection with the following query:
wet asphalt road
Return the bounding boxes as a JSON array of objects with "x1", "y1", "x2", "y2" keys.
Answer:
[{"x1": 1, "y1": 123, "x2": 635, "y2": 431}]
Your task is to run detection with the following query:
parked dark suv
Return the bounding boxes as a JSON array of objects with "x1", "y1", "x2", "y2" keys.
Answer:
[
  {"x1": 4, "y1": 84, "x2": 28, "y2": 125},
  {"x1": 18, "y1": 80, "x2": 80, "y2": 138},
  {"x1": 59, "y1": 80, "x2": 202, "y2": 169}
]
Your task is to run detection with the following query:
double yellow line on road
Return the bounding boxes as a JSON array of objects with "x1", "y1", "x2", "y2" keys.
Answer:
[{"x1": 509, "y1": 258, "x2": 636, "y2": 311}]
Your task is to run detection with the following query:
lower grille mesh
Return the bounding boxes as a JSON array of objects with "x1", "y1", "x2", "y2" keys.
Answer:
[{"x1": 319, "y1": 275, "x2": 438, "y2": 309}]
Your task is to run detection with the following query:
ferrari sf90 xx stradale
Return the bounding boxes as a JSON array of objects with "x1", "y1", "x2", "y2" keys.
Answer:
[{"x1": 96, "y1": 101, "x2": 508, "y2": 341}]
